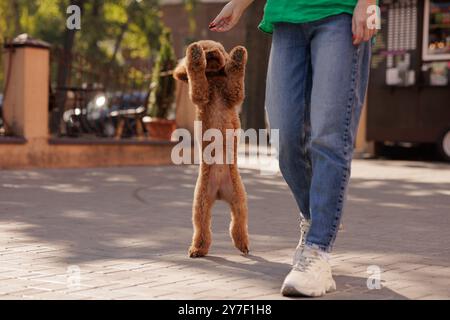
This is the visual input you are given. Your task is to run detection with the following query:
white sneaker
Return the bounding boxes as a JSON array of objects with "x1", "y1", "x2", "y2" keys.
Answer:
[
  {"x1": 281, "y1": 246, "x2": 336, "y2": 297},
  {"x1": 292, "y1": 219, "x2": 310, "y2": 264}
]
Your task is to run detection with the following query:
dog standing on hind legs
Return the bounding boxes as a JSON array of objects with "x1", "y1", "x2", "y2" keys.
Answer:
[{"x1": 174, "y1": 40, "x2": 249, "y2": 258}]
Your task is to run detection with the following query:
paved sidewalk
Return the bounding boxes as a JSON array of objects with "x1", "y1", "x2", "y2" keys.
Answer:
[{"x1": 0, "y1": 159, "x2": 449, "y2": 299}]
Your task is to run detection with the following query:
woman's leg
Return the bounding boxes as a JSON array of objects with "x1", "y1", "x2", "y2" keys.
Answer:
[
  {"x1": 265, "y1": 22, "x2": 313, "y2": 221},
  {"x1": 305, "y1": 14, "x2": 372, "y2": 252}
]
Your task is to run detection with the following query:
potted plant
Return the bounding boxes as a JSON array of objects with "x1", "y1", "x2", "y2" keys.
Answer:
[{"x1": 145, "y1": 28, "x2": 177, "y2": 140}]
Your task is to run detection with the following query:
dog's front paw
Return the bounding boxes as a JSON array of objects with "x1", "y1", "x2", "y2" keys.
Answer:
[
  {"x1": 188, "y1": 246, "x2": 209, "y2": 258},
  {"x1": 230, "y1": 46, "x2": 247, "y2": 65},
  {"x1": 187, "y1": 43, "x2": 206, "y2": 71},
  {"x1": 225, "y1": 46, "x2": 247, "y2": 75}
]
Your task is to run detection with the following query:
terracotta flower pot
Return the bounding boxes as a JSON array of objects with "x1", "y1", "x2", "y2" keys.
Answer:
[{"x1": 145, "y1": 118, "x2": 177, "y2": 140}]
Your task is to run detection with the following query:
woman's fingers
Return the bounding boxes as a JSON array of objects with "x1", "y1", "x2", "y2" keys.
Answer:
[
  {"x1": 367, "y1": 17, "x2": 378, "y2": 40},
  {"x1": 211, "y1": 16, "x2": 238, "y2": 32},
  {"x1": 210, "y1": 3, "x2": 237, "y2": 32},
  {"x1": 354, "y1": 21, "x2": 378, "y2": 45},
  {"x1": 210, "y1": 3, "x2": 232, "y2": 27},
  {"x1": 209, "y1": 1, "x2": 249, "y2": 32},
  {"x1": 352, "y1": 15, "x2": 357, "y2": 36},
  {"x1": 352, "y1": 17, "x2": 364, "y2": 45},
  {"x1": 211, "y1": 18, "x2": 231, "y2": 32},
  {"x1": 352, "y1": 0, "x2": 379, "y2": 45},
  {"x1": 363, "y1": 24, "x2": 371, "y2": 42}
]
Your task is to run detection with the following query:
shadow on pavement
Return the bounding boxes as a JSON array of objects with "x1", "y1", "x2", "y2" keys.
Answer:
[{"x1": 0, "y1": 162, "x2": 448, "y2": 299}]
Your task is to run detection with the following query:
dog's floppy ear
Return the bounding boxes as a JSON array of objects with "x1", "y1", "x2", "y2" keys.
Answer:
[{"x1": 173, "y1": 58, "x2": 188, "y2": 82}]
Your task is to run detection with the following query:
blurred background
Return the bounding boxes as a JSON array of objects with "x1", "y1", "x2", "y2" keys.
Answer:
[
  {"x1": 0, "y1": 0, "x2": 449, "y2": 169},
  {"x1": 0, "y1": 1, "x2": 449, "y2": 301}
]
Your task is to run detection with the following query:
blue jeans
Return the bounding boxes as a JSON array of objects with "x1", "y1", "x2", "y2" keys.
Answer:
[{"x1": 265, "y1": 14, "x2": 371, "y2": 252}]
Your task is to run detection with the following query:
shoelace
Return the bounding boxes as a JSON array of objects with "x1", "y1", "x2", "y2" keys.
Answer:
[
  {"x1": 298, "y1": 219, "x2": 310, "y2": 248},
  {"x1": 293, "y1": 220, "x2": 311, "y2": 265},
  {"x1": 293, "y1": 252, "x2": 319, "y2": 272}
]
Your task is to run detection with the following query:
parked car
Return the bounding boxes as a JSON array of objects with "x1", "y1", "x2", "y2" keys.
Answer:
[
  {"x1": 63, "y1": 90, "x2": 113, "y2": 137},
  {"x1": 62, "y1": 90, "x2": 148, "y2": 138}
]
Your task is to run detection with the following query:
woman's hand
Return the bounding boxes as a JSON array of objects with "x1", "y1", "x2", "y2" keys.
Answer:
[
  {"x1": 352, "y1": 0, "x2": 379, "y2": 45},
  {"x1": 209, "y1": 0, "x2": 254, "y2": 32}
]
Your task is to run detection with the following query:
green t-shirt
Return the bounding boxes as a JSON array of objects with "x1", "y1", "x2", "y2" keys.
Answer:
[{"x1": 259, "y1": 0, "x2": 358, "y2": 33}]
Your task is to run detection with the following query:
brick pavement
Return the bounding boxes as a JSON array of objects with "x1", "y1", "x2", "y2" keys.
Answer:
[{"x1": 0, "y1": 159, "x2": 449, "y2": 299}]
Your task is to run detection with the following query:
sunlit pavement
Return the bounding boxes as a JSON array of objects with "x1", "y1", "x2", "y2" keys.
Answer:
[{"x1": 0, "y1": 159, "x2": 449, "y2": 299}]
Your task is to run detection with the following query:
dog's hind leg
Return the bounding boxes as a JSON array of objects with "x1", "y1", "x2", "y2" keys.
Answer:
[
  {"x1": 189, "y1": 175, "x2": 215, "y2": 258},
  {"x1": 227, "y1": 171, "x2": 249, "y2": 255}
]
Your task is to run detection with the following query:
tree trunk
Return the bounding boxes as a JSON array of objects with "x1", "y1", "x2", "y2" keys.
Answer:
[
  {"x1": 92, "y1": 0, "x2": 101, "y2": 16},
  {"x1": 110, "y1": 19, "x2": 130, "y2": 65},
  {"x1": 241, "y1": 1, "x2": 271, "y2": 132},
  {"x1": 52, "y1": 0, "x2": 85, "y2": 135},
  {"x1": 12, "y1": 0, "x2": 22, "y2": 36}
]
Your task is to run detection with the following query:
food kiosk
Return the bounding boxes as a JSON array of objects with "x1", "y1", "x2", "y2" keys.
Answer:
[{"x1": 367, "y1": 0, "x2": 450, "y2": 160}]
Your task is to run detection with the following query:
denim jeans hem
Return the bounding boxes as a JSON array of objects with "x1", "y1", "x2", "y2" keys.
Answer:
[{"x1": 305, "y1": 241, "x2": 332, "y2": 253}]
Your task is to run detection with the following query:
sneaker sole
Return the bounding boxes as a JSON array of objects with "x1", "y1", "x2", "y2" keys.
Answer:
[{"x1": 281, "y1": 279, "x2": 336, "y2": 298}]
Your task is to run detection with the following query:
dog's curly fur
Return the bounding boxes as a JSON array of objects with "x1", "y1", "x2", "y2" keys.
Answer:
[{"x1": 174, "y1": 40, "x2": 249, "y2": 258}]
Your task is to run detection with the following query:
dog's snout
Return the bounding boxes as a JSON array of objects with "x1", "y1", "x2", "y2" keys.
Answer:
[{"x1": 206, "y1": 51, "x2": 216, "y2": 59}]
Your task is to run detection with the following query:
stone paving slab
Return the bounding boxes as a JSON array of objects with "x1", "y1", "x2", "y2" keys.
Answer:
[{"x1": 0, "y1": 159, "x2": 449, "y2": 299}]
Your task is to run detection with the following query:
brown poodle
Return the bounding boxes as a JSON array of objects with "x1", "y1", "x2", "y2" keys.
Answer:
[{"x1": 174, "y1": 40, "x2": 249, "y2": 258}]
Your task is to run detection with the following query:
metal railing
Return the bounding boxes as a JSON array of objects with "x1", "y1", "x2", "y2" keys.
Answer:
[{"x1": 49, "y1": 47, "x2": 152, "y2": 139}]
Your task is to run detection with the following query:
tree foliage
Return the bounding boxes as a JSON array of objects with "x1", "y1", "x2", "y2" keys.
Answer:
[
  {"x1": 0, "y1": 0, "x2": 171, "y2": 90},
  {"x1": 148, "y1": 28, "x2": 177, "y2": 119}
]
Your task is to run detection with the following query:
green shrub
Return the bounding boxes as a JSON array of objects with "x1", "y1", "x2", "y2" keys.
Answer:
[{"x1": 148, "y1": 28, "x2": 176, "y2": 119}]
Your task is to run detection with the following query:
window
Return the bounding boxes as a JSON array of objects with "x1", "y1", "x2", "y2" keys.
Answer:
[{"x1": 422, "y1": 0, "x2": 450, "y2": 60}]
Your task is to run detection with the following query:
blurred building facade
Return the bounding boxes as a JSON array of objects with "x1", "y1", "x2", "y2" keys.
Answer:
[
  {"x1": 162, "y1": 0, "x2": 450, "y2": 160},
  {"x1": 367, "y1": 0, "x2": 450, "y2": 160}
]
